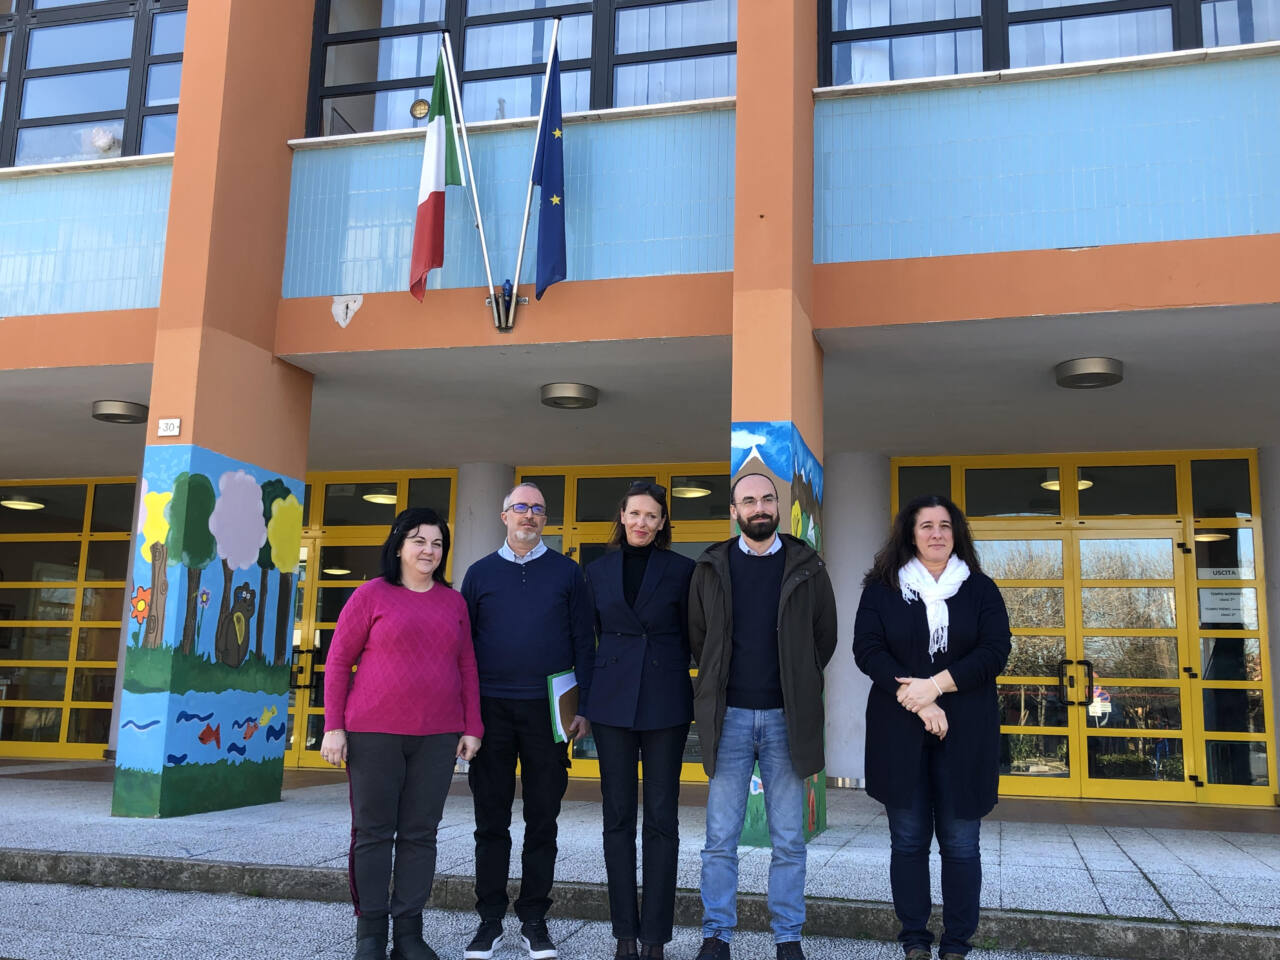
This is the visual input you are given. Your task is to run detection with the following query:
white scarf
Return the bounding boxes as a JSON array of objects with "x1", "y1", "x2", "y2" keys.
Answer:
[{"x1": 898, "y1": 555, "x2": 970, "y2": 661}]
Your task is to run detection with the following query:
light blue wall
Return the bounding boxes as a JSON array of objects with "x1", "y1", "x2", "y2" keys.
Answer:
[
  {"x1": 815, "y1": 56, "x2": 1280, "y2": 263},
  {"x1": 0, "y1": 163, "x2": 171, "y2": 316},
  {"x1": 282, "y1": 108, "x2": 735, "y2": 298}
]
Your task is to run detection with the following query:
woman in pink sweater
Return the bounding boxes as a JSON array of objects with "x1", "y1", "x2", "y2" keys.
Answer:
[{"x1": 321, "y1": 507, "x2": 483, "y2": 960}]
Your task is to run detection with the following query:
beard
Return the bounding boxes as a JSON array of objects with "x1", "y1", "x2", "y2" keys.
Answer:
[
  {"x1": 510, "y1": 525, "x2": 541, "y2": 544},
  {"x1": 739, "y1": 512, "x2": 779, "y2": 541}
]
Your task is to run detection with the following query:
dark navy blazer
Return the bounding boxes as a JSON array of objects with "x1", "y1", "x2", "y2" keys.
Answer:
[{"x1": 583, "y1": 547, "x2": 696, "y2": 731}]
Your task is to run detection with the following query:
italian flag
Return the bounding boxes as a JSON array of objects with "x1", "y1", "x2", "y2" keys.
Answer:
[{"x1": 409, "y1": 50, "x2": 464, "y2": 302}]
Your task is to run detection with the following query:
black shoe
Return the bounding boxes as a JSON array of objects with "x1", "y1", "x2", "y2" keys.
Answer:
[
  {"x1": 390, "y1": 914, "x2": 439, "y2": 960},
  {"x1": 639, "y1": 943, "x2": 665, "y2": 960},
  {"x1": 694, "y1": 937, "x2": 729, "y2": 960},
  {"x1": 615, "y1": 939, "x2": 640, "y2": 960},
  {"x1": 464, "y1": 920, "x2": 504, "y2": 960},
  {"x1": 776, "y1": 943, "x2": 804, "y2": 960},
  {"x1": 355, "y1": 915, "x2": 389, "y2": 960},
  {"x1": 520, "y1": 920, "x2": 558, "y2": 960}
]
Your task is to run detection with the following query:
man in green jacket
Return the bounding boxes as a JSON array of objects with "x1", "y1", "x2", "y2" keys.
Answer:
[{"x1": 688, "y1": 473, "x2": 838, "y2": 960}]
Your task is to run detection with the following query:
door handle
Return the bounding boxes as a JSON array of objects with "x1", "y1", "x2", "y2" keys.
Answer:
[
  {"x1": 290, "y1": 648, "x2": 314, "y2": 691},
  {"x1": 1080, "y1": 659, "x2": 1095, "y2": 706},
  {"x1": 1057, "y1": 658, "x2": 1076, "y2": 705}
]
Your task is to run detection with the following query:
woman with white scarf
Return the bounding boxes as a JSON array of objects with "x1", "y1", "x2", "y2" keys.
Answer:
[{"x1": 853, "y1": 495, "x2": 1010, "y2": 960}]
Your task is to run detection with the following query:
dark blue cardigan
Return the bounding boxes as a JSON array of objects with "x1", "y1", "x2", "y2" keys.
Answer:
[
  {"x1": 853, "y1": 572, "x2": 1011, "y2": 819},
  {"x1": 584, "y1": 547, "x2": 696, "y2": 730}
]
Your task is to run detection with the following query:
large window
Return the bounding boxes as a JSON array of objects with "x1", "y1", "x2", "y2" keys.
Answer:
[
  {"x1": 822, "y1": 0, "x2": 1280, "y2": 85},
  {"x1": 0, "y1": 0, "x2": 185, "y2": 167},
  {"x1": 308, "y1": 0, "x2": 737, "y2": 136}
]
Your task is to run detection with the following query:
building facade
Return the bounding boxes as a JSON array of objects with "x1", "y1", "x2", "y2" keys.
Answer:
[{"x1": 0, "y1": 0, "x2": 1277, "y2": 813}]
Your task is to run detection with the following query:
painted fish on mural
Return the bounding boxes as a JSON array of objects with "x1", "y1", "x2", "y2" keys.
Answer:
[
  {"x1": 197, "y1": 723, "x2": 221, "y2": 749},
  {"x1": 242, "y1": 720, "x2": 260, "y2": 740},
  {"x1": 259, "y1": 705, "x2": 277, "y2": 726}
]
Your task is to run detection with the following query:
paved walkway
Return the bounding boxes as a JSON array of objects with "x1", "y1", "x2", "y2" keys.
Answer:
[
  {"x1": 0, "y1": 882, "x2": 1137, "y2": 960},
  {"x1": 2, "y1": 763, "x2": 1279, "y2": 959}
]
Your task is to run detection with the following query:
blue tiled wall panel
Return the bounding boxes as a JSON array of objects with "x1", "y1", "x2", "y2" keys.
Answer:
[
  {"x1": 0, "y1": 164, "x2": 171, "y2": 316},
  {"x1": 282, "y1": 109, "x2": 735, "y2": 297},
  {"x1": 815, "y1": 57, "x2": 1280, "y2": 263}
]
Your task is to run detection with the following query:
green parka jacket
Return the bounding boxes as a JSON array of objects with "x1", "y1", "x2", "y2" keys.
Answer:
[{"x1": 688, "y1": 534, "x2": 838, "y2": 779}]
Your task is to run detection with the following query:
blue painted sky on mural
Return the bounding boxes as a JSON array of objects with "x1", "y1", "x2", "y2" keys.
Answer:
[{"x1": 730, "y1": 421, "x2": 824, "y2": 503}]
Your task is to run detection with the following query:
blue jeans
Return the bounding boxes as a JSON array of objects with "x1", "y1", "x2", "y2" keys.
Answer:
[
  {"x1": 700, "y1": 707, "x2": 806, "y2": 944},
  {"x1": 884, "y1": 743, "x2": 982, "y2": 957}
]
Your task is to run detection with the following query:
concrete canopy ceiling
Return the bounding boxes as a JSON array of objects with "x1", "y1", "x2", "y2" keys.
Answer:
[
  {"x1": 819, "y1": 303, "x2": 1280, "y2": 457},
  {"x1": 0, "y1": 364, "x2": 151, "y2": 479},
  {"x1": 288, "y1": 336, "x2": 733, "y2": 470}
]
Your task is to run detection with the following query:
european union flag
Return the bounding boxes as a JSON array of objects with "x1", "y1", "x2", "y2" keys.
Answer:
[{"x1": 531, "y1": 47, "x2": 566, "y2": 300}]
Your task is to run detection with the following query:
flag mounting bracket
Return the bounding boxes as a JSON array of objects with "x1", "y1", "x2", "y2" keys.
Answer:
[{"x1": 488, "y1": 296, "x2": 527, "y2": 307}]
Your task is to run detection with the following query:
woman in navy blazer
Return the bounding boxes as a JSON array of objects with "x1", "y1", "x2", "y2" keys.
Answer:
[
  {"x1": 583, "y1": 481, "x2": 695, "y2": 960},
  {"x1": 853, "y1": 495, "x2": 1010, "y2": 960}
]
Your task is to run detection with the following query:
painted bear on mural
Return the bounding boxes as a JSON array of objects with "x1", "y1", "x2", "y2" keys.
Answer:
[{"x1": 215, "y1": 582, "x2": 256, "y2": 667}]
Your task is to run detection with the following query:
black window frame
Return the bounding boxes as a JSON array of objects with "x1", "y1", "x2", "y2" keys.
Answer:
[
  {"x1": 821, "y1": 0, "x2": 1211, "y2": 86},
  {"x1": 307, "y1": 0, "x2": 739, "y2": 137},
  {"x1": 0, "y1": 0, "x2": 186, "y2": 168}
]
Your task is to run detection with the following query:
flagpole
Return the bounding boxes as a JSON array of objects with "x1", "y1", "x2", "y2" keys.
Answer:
[
  {"x1": 506, "y1": 17, "x2": 561, "y2": 332},
  {"x1": 441, "y1": 31, "x2": 504, "y2": 329}
]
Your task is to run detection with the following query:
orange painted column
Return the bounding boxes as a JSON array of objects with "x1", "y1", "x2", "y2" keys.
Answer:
[
  {"x1": 113, "y1": 1, "x2": 315, "y2": 817},
  {"x1": 730, "y1": 5, "x2": 828, "y2": 842}
]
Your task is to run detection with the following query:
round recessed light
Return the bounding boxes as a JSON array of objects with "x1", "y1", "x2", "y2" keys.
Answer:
[
  {"x1": 410, "y1": 98, "x2": 430, "y2": 120},
  {"x1": 91, "y1": 400, "x2": 149, "y2": 424},
  {"x1": 672, "y1": 484, "x2": 712, "y2": 499},
  {"x1": 1, "y1": 495, "x2": 45, "y2": 511},
  {"x1": 322, "y1": 567, "x2": 353, "y2": 576},
  {"x1": 1193, "y1": 532, "x2": 1231, "y2": 542},
  {"x1": 1039, "y1": 479, "x2": 1093, "y2": 491},
  {"x1": 1054, "y1": 357, "x2": 1123, "y2": 389},
  {"x1": 361, "y1": 492, "x2": 398, "y2": 505},
  {"x1": 540, "y1": 382, "x2": 599, "y2": 410}
]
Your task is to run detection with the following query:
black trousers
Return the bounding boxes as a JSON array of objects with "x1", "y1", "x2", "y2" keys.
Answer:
[
  {"x1": 469, "y1": 696, "x2": 569, "y2": 923},
  {"x1": 346, "y1": 731, "x2": 457, "y2": 919},
  {"x1": 593, "y1": 721, "x2": 690, "y2": 945}
]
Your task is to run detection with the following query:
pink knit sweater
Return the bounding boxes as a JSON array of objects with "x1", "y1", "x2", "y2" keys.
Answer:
[{"x1": 323, "y1": 578, "x2": 482, "y2": 739}]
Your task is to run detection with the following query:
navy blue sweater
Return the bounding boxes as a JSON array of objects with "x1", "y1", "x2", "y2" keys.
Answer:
[
  {"x1": 725, "y1": 545, "x2": 786, "y2": 709},
  {"x1": 460, "y1": 548, "x2": 595, "y2": 704}
]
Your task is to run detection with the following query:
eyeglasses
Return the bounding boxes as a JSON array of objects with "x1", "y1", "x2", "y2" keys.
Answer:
[
  {"x1": 505, "y1": 502, "x2": 547, "y2": 516},
  {"x1": 734, "y1": 494, "x2": 778, "y2": 510}
]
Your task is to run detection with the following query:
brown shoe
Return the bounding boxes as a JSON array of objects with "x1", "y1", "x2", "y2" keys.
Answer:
[{"x1": 905, "y1": 950, "x2": 931, "y2": 960}]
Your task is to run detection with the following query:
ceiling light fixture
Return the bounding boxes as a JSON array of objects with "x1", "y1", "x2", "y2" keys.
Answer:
[
  {"x1": 672, "y1": 483, "x2": 712, "y2": 499},
  {"x1": 1, "y1": 495, "x2": 45, "y2": 511},
  {"x1": 322, "y1": 567, "x2": 353, "y2": 576},
  {"x1": 361, "y1": 492, "x2": 398, "y2": 505},
  {"x1": 540, "y1": 382, "x2": 599, "y2": 410},
  {"x1": 1054, "y1": 357, "x2": 1123, "y2": 389},
  {"x1": 1193, "y1": 532, "x2": 1231, "y2": 542},
  {"x1": 1040, "y1": 479, "x2": 1093, "y2": 491},
  {"x1": 91, "y1": 400, "x2": 149, "y2": 424}
]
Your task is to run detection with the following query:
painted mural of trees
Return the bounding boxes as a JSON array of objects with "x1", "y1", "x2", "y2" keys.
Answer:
[
  {"x1": 267, "y1": 494, "x2": 304, "y2": 665},
  {"x1": 209, "y1": 470, "x2": 268, "y2": 667},
  {"x1": 138, "y1": 482, "x2": 173, "y2": 649},
  {"x1": 255, "y1": 479, "x2": 290, "y2": 661},
  {"x1": 167, "y1": 472, "x2": 218, "y2": 656}
]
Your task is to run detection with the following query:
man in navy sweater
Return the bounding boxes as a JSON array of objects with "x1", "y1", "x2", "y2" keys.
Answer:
[
  {"x1": 461, "y1": 482, "x2": 594, "y2": 960},
  {"x1": 687, "y1": 473, "x2": 837, "y2": 960}
]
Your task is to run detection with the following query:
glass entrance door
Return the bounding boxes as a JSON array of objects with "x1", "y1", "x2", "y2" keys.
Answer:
[
  {"x1": 515, "y1": 464, "x2": 732, "y2": 784},
  {"x1": 990, "y1": 526, "x2": 1269, "y2": 803}
]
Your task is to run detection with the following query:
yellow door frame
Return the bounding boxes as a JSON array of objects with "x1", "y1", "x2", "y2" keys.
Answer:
[
  {"x1": 516, "y1": 463, "x2": 732, "y2": 784},
  {"x1": 285, "y1": 469, "x2": 458, "y2": 768},
  {"x1": 895, "y1": 450, "x2": 1277, "y2": 806},
  {"x1": 0, "y1": 477, "x2": 134, "y2": 760}
]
